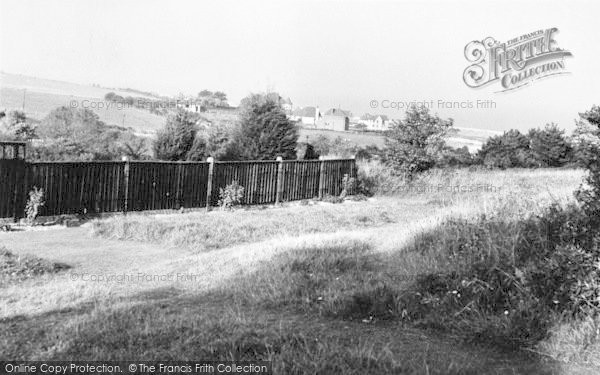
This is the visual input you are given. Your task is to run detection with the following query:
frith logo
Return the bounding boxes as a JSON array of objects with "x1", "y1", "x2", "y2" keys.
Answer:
[{"x1": 463, "y1": 28, "x2": 572, "y2": 92}]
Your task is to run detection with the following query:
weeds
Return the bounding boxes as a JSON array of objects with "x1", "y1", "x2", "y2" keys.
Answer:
[
  {"x1": 218, "y1": 181, "x2": 244, "y2": 210},
  {"x1": 25, "y1": 187, "x2": 45, "y2": 225}
]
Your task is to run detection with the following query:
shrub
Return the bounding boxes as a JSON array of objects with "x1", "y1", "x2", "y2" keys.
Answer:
[
  {"x1": 339, "y1": 174, "x2": 356, "y2": 198},
  {"x1": 0, "y1": 247, "x2": 69, "y2": 282},
  {"x1": 575, "y1": 105, "x2": 600, "y2": 230},
  {"x1": 321, "y1": 194, "x2": 344, "y2": 204},
  {"x1": 384, "y1": 106, "x2": 453, "y2": 178},
  {"x1": 356, "y1": 160, "x2": 406, "y2": 196},
  {"x1": 25, "y1": 187, "x2": 45, "y2": 224},
  {"x1": 401, "y1": 204, "x2": 600, "y2": 346},
  {"x1": 218, "y1": 181, "x2": 244, "y2": 210},
  {"x1": 235, "y1": 93, "x2": 299, "y2": 160},
  {"x1": 477, "y1": 129, "x2": 535, "y2": 169},
  {"x1": 153, "y1": 109, "x2": 200, "y2": 161},
  {"x1": 528, "y1": 123, "x2": 572, "y2": 167}
]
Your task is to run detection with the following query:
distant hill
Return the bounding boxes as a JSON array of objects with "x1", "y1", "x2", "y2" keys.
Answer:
[
  {"x1": 0, "y1": 72, "x2": 165, "y2": 136},
  {"x1": 0, "y1": 72, "x2": 499, "y2": 150}
]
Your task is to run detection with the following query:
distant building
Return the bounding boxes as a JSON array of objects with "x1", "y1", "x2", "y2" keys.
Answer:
[
  {"x1": 281, "y1": 97, "x2": 293, "y2": 113},
  {"x1": 176, "y1": 100, "x2": 203, "y2": 113},
  {"x1": 292, "y1": 106, "x2": 321, "y2": 126},
  {"x1": 359, "y1": 113, "x2": 391, "y2": 131},
  {"x1": 320, "y1": 108, "x2": 350, "y2": 131}
]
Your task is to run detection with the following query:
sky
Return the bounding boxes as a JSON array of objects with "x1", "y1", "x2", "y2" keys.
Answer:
[{"x1": 1, "y1": 0, "x2": 599, "y2": 132}]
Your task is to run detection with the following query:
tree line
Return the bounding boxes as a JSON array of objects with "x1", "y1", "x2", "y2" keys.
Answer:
[{"x1": 1, "y1": 93, "x2": 598, "y2": 175}]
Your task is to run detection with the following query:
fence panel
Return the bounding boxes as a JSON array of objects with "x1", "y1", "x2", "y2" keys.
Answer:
[
  {"x1": 0, "y1": 159, "x2": 27, "y2": 219},
  {"x1": 27, "y1": 162, "x2": 126, "y2": 216},
  {"x1": 281, "y1": 160, "x2": 321, "y2": 202},
  {"x1": 321, "y1": 159, "x2": 357, "y2": 197},
  {"x1": 211, "y1": 161, "x2": 279, "y2": 206},
  {"x1": 1, "y1": 158, "x2": 356, "y2": 219}
]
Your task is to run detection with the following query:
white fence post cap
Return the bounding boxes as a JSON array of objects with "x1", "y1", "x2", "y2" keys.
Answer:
[
  {"x1": 207, "y1": 157, "x2": 214, "y2": 163},
  {"x1": 276, "y1": 156, "x2": 283, "y2": 161}
]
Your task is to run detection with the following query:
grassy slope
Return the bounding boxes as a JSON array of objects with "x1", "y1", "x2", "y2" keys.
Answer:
[
  {"x1": 1, "y1": 168, "x2": 594, "y2": 374},
  {"x1": 0, "y1": 73, "x2": 165, "y2": 135},
  {"x1": 299, "y1": 127, "x2": 494, "y2": 152}
]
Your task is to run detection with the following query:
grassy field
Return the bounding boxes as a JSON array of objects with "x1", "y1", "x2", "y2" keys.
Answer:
[
  {"x1": 1, "y1": 73, "x2": 166, "y2": 135},
  {"x1": 299, "y1": 127, "x2": 493, "y2": 152},
  {"x1": 1, "y1": 167, "x2": 597, "y2": 373}
]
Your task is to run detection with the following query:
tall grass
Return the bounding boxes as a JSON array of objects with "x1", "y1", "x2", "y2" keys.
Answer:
[
  {"x1": 5, "y1": 166, "x2": 595, "y2": 372},
  {"x1": 91, "y1": 200, "x2": 416, "y2": 251}
]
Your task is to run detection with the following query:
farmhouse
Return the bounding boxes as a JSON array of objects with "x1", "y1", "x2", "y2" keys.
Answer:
[
  {"x1": 292, "y1": 106, "x2": 322, "y2": 126},
  {"x1": 176, "y1": 100, "x2": 203, "y2": 113},
  {"x1": 360, "y1": 113, "x2": 390, "y2": 131},
  {"x1": 281, "y1": 97, "x2": 293, "y2": 113},
  {"x1": 320, "y1": 108, "x2": 350, "y2": 131}
]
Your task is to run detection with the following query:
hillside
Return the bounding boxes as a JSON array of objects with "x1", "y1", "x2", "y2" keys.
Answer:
[
  {"x1": 1, "y1": 72, "x2": 498, "y2": 150},
  {"x1": 0, "y1": 72, "x2": 165, "y2": 136}
]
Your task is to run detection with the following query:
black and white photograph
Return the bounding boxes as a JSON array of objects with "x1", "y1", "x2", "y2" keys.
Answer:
[{"x1": 1, "y1": 0, "x2": 599, "y2": 374}]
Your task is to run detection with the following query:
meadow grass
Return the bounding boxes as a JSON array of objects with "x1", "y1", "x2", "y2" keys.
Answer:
[
  {"x1": 91, "y1": 199, "x2": 422, "y2": 251},
  {"x1": 2, "y1": 167, "x2": 596, "y2": 373}
]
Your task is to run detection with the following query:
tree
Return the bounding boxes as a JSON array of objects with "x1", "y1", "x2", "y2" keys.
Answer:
[
  {"x1": 34, "y1": 106, "x2": 147, "y2": 161},
  {"x1": 296, "y1": 142, "x2": 319, "y2": 160},
  {"x1": 234, "y1": 93, "x2": 299, "y2": 160},
  {"x1": 153, "y1": 109, "x2": 200, "y2": 160},
  {"x1": 575, "y1": 105, "x2": 600, "y2": 226},
  {"x1": 312, "y1": 134, "x2": 332, "y2": 156},
  {"x1": 0, "y1": 110, "x2": 36, "y2": 140},
  {"x1": 528, "y1": 123, "x2": 571, "y2": 167},
  {"x1": 213, "y1": 91, "x2": 228, "y2": 107},
  {"x1": 572, "y1": 108, "x2": 600, "y2": 166},
  {"x1": 477, "y1": 129, "x2": 534, "y2": 168},
  {"x1": 436, "y1": 145, "x2": 474, "y2": 167},
  {"x1": 384, "y1": 106, "x2": 454, "y2": 177},
  {"x1": 198, "y1": 90, "x2": 213, "y2": 98},
  {"x1": 186, "y1": 136, "x2": 208, "y2": 161},
  {"x1": 203, "y1": 121, "x2": 238, "y2": 160},
  {"x1": 39, "y1": 106, "x2": 104, "y2": 141}
]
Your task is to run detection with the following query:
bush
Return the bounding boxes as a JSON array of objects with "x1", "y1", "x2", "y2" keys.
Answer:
[
  {"x1": 401, "y1": 204, "x2": 600, "y2": 346},
  {"x1": 0, "y1": 247, "x2": 69, "y2": 282},
  {"x1": 218, "y1": 181, "x2": 244, "y2": 210},
  {"x1": 384, "y1": 106, "x2": 453, "y2": 178},
  {"x1": 575, "y1": 105, "x2": 600, "y2": 229},
  {"x1": 153, "y1": 109, "x2": 200, "y2": 161},
  {"x1": 477, "y1": 129, "x2": 535, "y2": 169},
  {"x1": 475, "y1": 125, "x2": 573, "y2": 169},
  {"x1": 340, "y1": 174, "x2": 356, "y2": 198},
  {"x1": 25, "y1": 187, "x2": 45, "y2": 224},
  {"x1": 235, "y1": 93, "x2": 299, "y2": 160},
  {"x1": 356, "y1": 160, "x2": 406, "y2": 196}
]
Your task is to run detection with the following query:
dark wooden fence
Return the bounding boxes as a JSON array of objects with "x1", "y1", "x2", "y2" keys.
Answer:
[{"x1": 0, "y1": 158, "x2": 356, "y2": 220}]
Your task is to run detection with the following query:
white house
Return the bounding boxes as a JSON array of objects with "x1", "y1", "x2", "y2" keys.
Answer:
[
  {"x1": 292, "y1": 106, "x2": 322, "y2": 126},
  {"x1": 176, "y1": 100, "x2": 203, "y2": 113},
  {"x1": 360, "y1": 113, "x2": 391, "y2": 131}
]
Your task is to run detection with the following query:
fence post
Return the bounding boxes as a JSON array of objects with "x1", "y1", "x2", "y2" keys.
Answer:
[
  {"x1": 318, "y1": 156, "x2": 326, "y2": 199},
  {"x1": 12, "y1": 160, "x2": 26, "y2": 223},
  {"x1": 275, "y1": 156, "x2": 283, "y2": 204},
  {"x1": 122, "y1": 156, "x2": 130, "y2": 215},
  {"x1": 351, "y1": 155, "x2": 357, "y2": 195},
  {"x1": 206, "y1": 157, "x2": 214, "y2": 210}
]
